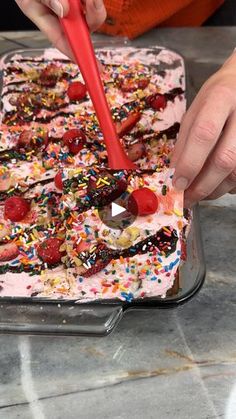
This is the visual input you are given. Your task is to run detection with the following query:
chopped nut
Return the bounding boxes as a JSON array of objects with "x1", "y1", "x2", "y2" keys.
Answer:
[{"x1": 74, "y1": 256, "x2": 82, "y2": 267}]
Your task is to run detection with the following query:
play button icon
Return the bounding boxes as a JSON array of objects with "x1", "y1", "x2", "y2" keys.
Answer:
[
  {"x1": 98, "y1": 191, "x2": 137, "y2": 230},
  {"x1": 111, "y1": 202, "x2": 126, "y2": 217}
]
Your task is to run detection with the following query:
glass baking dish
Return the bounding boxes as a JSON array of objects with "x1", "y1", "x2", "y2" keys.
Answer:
[{"x1": 0, "y1": 42, "x2": 206, "y2": 336}]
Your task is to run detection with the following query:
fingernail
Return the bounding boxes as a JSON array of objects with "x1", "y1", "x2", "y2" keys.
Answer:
[
  {"x1": 93, "y1": 0, "x2": 104, "y2": 10},
  {"x1": 49, "y1": 0, "x2": 64, "y2": 18},
  {"x1": 174, "y1": 177, "x2": 189, "y2": 191}
]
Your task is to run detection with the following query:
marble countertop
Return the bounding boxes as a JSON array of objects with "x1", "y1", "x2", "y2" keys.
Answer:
[{"x1": 0, "y1": 28, "x2": 236, "y2": 419}]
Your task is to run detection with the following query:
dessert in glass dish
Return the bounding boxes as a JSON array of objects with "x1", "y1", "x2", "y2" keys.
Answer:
[{"x1": 0, "y1": 45, "x2": 204, "y2": 325}]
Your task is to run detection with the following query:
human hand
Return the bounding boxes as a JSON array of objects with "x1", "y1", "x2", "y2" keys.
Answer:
[
  {"x1": 171, "y1": 52, "x2": 236, "y2": 207},
  {"x1": 15, "y1": 0, "x2": 106, "y2": 60}
]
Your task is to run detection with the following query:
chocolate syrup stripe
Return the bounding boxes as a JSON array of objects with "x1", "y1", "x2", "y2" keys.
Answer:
[
  {"x1": 2, "y1": 88, "x2": 27, "y2": 97},
  {"x1": 0, "y1": 148, "x2": 42, "y2": 162},
  {"x1": 112, "y1": 87, "x2": 184, "y2": 114},
  {"x1": 0, "y1": 227, "x2": 178, "y2": 277},
  {"x1": 119, "y1": 227, "x2": 178, "y2": 258},
  {"x1": 3, "y1": 70, "x2": 80, "y2": 89},
  {"x1": 0, "y1": 134, "x2": 104, "y2": 163},
  {"x1": 3, "y1": 111, "x2": 75, "y2": 126},
  {"x1": 127, "y1": 122, "x2": 180, "y2": 143},
  {"x1": 0, "y1": 122, "x2": 179, "y2": 161},
  {"x1": 0, "y1": 165, "x2": 156, "y2": 204},
  {"x1": 9, "y1": 58, "x2": 71, "y2": 63},
  {"x1": 7, "y1": 58, "x2": 154, "y2": 69},
  {"x1": 2, "y1": 87, "x2": 184, "y2": 126},
  {"x1": 2, "y1": 102, "x2": 71, "y2": 118},
  {"x1": 0, "y1": 177, "x2": 56, "y2": 202},
  {"x1": 0, "y1": 261, "x2": 61, "y2": 276},
  {"x1": 75, "y1": 227, "x2": 178, "y2": 278},
  {"x1": 3, "y1": 80, "x2": 26, "y2": 88}
]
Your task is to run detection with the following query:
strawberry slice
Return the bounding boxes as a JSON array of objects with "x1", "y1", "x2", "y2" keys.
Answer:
[
  {"x1": 116, "y1": 112, "x2": 141, "y2": 138},
  {"x1": 39, "y1": 63, "x2": 62, "y2": 87},
  {"x1": 127, "y1": 142, "x2": 146, "y2": 162},
  {"x1": 67, "y1": 81, "x2": 87, "y2": 101},
  {"x1": 63, "y1": 129, "x2": 86, "y2": 154},
  {"x1": 76, "y1": 240, "x2": 91, "y2": 254},
  {"x1": 4, "y1": 196, "x2": 31, "y2": 222},
  {"x1": 128, "y1": 187, "x2": 159, "y2": 216},
  {"x1": 37, "y1": 238, "x2": 65, "y2": 265},
  {"x1": 54, "y1": 170, "x2": 63, "y2": 190},
  {"x1": 0, "y1": 242, "x2": 19, "y2": 261},
  {"x1": 119, "y1": 77, "x2": 150, "y2": 93},
  {"x1": 146, "y1": 93, "x2": 167, "y2": 111},
  {"x1": 18, "y1": 129, "x2": 48, "y2": 150}
]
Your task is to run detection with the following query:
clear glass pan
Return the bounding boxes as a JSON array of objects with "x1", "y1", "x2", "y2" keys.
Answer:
[{"x1": 0, "y1": 43, "x2": 206, "y2": 336}]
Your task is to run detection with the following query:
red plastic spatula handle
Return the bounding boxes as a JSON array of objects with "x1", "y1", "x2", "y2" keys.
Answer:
[{"x1": 60, "y1": 0, "x2": 135, "y2": 170}]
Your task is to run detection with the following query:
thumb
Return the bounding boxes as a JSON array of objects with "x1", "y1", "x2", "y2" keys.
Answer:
[{"x1": 39, "y1": 0, "x2": 69, "y2": 18}]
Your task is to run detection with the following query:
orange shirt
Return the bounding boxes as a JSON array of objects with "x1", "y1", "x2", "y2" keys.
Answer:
[{"x1": 99, "y1": 0, "x2": 225, "y2": 39}]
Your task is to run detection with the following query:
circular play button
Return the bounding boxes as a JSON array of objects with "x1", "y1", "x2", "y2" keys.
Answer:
[{"x1": 98, "y1": 191, "x2": 137, "y2": 230}]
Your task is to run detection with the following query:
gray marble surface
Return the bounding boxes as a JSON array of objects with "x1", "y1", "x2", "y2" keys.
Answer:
[{"x1": 0, "y1": 28, "x2": 236, "y2": 419}]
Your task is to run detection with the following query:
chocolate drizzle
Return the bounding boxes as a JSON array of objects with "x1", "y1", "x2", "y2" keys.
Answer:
[
  {"x1": 80, "y1": 227, "x2": 178, "y2": 277},
  {"x1": 3, "y1": 111, "x2": 75, "y2": 125},
  {"x1": 0, "y1": 228, "x2": 178, "y2": 278},
  {"x1": 156, "y1": 122, "x2": 180, "y2": 140},
  {"x1": 0, "y1": 149, "x2": 25, "y2": 162},
  {"x1": 164, "y1": 87, "x2": 184, "y2": 102},
  {"x1": 9, "y1": 58, "x2": 70, "y2": 63},
  {"x1": 0, "y1": 261, "x2": 61, "y2": 276},
  {"x1": 119, "y1": 228, "x2": 178, "y2": 259},
  {"x1": 110, "y1": 87, "x2": 184, "y2": 126},
  {"x1": 2, "y1": 88, "x2": 27, "y2": 98},
  {"x1": 0, "y1": 177, "x2": 55, "y2": 202},
  {"x1": 4, "y1": 80, "x2": 26, "y2": 87},
  {"x1": 127, "y1": 122, "x2": 180, "y2": 142},
  {"x1": 2, "y1": 84, "x2": 184, "y2": 126}
]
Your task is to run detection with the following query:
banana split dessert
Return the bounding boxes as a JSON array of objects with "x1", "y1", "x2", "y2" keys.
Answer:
[{"x1": 0, "y1": 47, "x2": 187, "y2": 301}]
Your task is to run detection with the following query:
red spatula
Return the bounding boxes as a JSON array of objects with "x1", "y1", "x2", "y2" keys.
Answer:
[{"x1": 60, "y1": 0, "x2": 136, "y2": 170}]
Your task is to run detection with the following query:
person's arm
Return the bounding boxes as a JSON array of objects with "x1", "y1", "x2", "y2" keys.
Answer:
[
  {"x1": 171, "y1": 52, "x2": 236, "y2": 206},
  {"x1": 15, "y1": 0, "x2": 106, "y2": 60}
]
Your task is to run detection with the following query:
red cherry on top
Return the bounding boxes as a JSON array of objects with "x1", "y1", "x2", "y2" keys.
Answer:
[
  {"x1": 67, "y1": 81, "x2": 87, "y2": 101},
  {"x1": 37, "y1": 237, "x2": 65, "y2": 265},
  {"x1": 128, "y1": 187, "x2": 158, "y2": 216},
  {"x1": 63, "y1": 129, "x2": 86, "y2": 155},
  {"x1": 4, "y1": 196, "x2": 31, "y2": 222},
  {"x1": 54, "y1": 170, "x2": 63, "y2": 190},
  {"x1": 147, "y1": 93, "x2": 167, "y2": 111}
]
